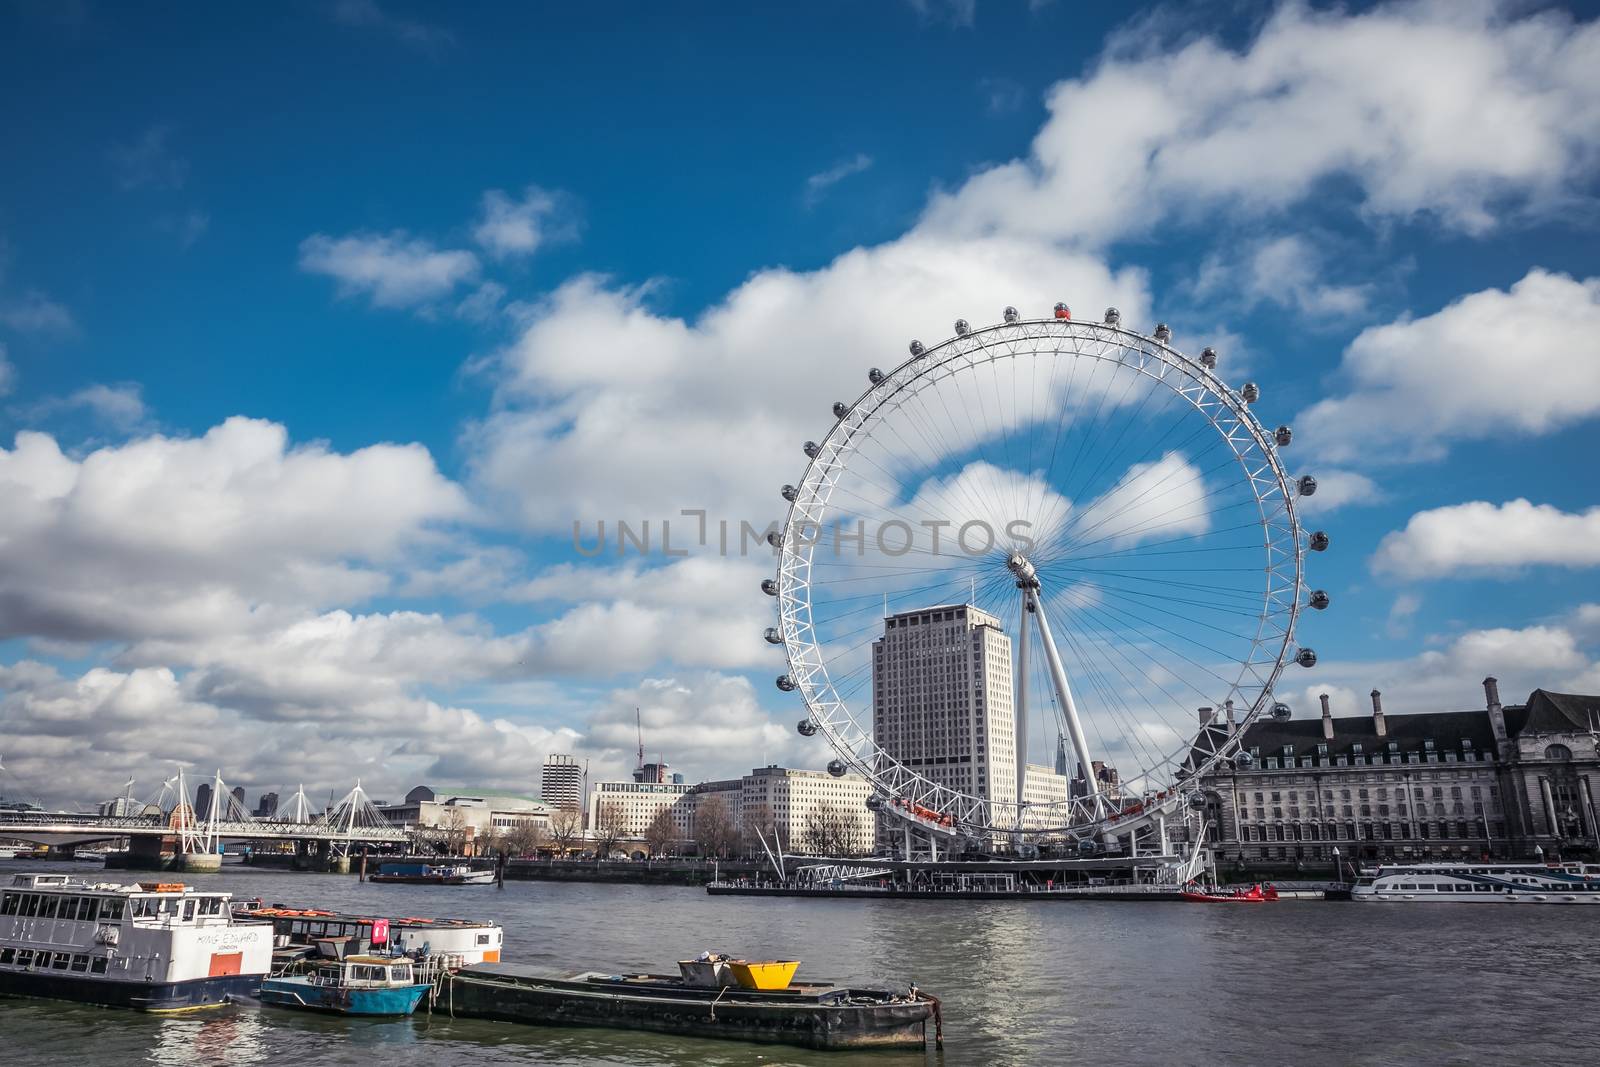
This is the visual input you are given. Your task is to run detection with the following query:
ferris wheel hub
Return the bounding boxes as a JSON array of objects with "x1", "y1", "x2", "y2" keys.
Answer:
[{"x1": 1005, "y1": 553, "x2": 1039, "y2": 587}]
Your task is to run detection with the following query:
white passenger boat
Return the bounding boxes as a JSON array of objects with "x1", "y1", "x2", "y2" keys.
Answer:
[
  {"x1": 235, "y1": 903, "x2": 505, "y2": 964},
  {"x1": 0, "y1": 873, "x2": 272, "y2": 1010},
  {"x1": 1352, "y1": 861, "x2": 1600, "y2": 904}
]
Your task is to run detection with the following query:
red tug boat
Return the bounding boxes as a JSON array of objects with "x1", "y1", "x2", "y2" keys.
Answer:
[{"x1": 1180, "y1": 882, "x2": 1279, "y2": 904}]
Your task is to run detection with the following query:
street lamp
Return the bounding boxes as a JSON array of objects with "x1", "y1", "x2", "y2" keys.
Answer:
[
  {"x1": 1332, "y1": 846, "x2": 1341, "y2": 885},
  {"x1": 1535, "y1": 843, "x2": 1545, "y2": 864}
]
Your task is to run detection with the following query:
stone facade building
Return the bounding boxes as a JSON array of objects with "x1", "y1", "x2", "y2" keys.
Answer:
[{"x1": 1195, "y1": 679, "x2": 1599, "y2": 870}]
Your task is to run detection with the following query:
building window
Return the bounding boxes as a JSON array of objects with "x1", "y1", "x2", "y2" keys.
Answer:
[{"x1": 1545, "y1": 744, "x2": 1573, "y2": 760}]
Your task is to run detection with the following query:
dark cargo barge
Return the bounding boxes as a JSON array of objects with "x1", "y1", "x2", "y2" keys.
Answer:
[{"x1": 443, "y1": 963, "x2": 941, "y2": 1050}]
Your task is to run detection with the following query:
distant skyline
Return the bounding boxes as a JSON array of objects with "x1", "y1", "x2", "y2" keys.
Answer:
[{"x1": 2, "y1": 1, "x2": 1599, "y2": 808}]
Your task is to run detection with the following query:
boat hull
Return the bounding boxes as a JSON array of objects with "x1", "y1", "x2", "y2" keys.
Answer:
[
  {"x1": 368, "y1": 873, "x2": 494, "y2": 885},
  {"x1": 446, "y1": 965, "x2": 935, "y2": 1050},
  {"x1": 0, "y1": 968, "x2": 261, "y2": 1012},
  {"x1": 260, "y1": 978, "x2": 430, "y2": 1015}
]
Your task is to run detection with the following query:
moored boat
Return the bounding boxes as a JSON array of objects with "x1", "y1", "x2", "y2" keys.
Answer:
[
  {"x1": 445, "y1": 960, "x2": 942, "y2": 1051},
  {"x1": 260, "y1": 955, "x2": 431, "y2": 1015},
  {"x1": 0, "y1": 872, "x2": 272, "y2": 1010},
  {"x1": 234, "y1": 903, "x2": 503, "y2": 965},
  {"x1": 369, "y1": 862, "x2": 494, "y2": 885},
  {"x1": 1181, "y1": 882, "x2": 1279, "y2": 903},
  {"x1": 1352, "y1": 861, "x2": 1600, "y2": 904}
]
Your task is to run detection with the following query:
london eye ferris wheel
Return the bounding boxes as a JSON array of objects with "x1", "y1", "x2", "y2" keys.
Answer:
[{"x1": 764, "y1": 304, "x2": 1329, "y2": 850}]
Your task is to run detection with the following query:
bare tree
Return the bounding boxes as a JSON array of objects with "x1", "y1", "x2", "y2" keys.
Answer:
[
  {"x1": 644, "y1": 808, "x2": 677, "y2": 858},
  {"x1": 694, "y1": 795, "x2": 741, "y2": 859},
  {"x1": 441, "y1": 806, "x2": 470, "y2": 855},
  {"x1": 548, "y1": 806, "x2": 582, "y2": 856},
  {"x1": 504, "y1": 819, "x2": 546, "y2": 858},
  {"x1": 591, "y1": 801, "x2": 628, "y2": 859},
  {"x1": 800, "y1": 800, "x2": 865, "y2": 856}
]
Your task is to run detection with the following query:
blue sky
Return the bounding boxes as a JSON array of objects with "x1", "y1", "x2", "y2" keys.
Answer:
[{"x1": 2, "y1": 0, "x2": 1599, "y2": 807}]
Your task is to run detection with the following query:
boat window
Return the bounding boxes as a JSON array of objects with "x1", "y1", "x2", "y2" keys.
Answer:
[
  {"x1": 1474, "y1": 885, "x2": 1491, "y2": 892},
  {"x1": 200, "y1": 896, "x2": 222, "y2": 916},
  {"x1": 477, "y1": 933, "x2": 491, "y2": 945},
  {"x1": 0, "y1": 948, "x2": 13, "y2": 964},
  {"x1": 21, "y1": 894, "x2": 39, "y2": 917},
  {"x1": 91, "y1": 957, "x2": 108, "y2": 974},
  {"x1": 101, "y1": 898, "x2": 124, "y2": 921},
  {"x1": 70, "y1": 954, "x2": 89, "y2": 972},
  {"x1": 0, "y1": 893, "x2": 15, "y2": 915},
  {"x1": 182, "y1": 899, "x2": 196, "y2": 922},
  {"x1": 15, "y1": 950, "x2": 33, "y2": 967},
  {"x1": 51, "y1": 952, "x2": 70, "y2": 970},
  {"x1": 81, "y1": 898, "x2": 99, "y2": 922},
  {"x1": 1400, "y1": 884, "x2": 1417, "y2": 890}
]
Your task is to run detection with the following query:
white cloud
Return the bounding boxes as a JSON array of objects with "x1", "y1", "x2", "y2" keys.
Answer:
[
  {"x1": 921, "y1": 1, "x2": 1600, "y2": 244},
  {"x1": 1198, "y1": 235, "x2": 1376, "y2": 317},
  {"x1": 0, "y1": 290, "x2": 75, "y2": 333},
  {"x1": 1373, "y1": 499, "x2": 1600, "y2": 578},
  {"x1": 1386, "y1": 592, "x2": 1422, "y2": 639},
  {"x1": 469, "y1": 236, "x2": 1150, "y2": 534},
  {"x1": 474, "y1": 186, "x2": 575, "y2": 259},
  {"x1": 1290, "y1": 619, "x2": 1597, "y2": 725},
  {"x1": 1300, "y1": 269, "x2": 1600, "y2": 464},
  {"x1": 1297, "y1": 469, "x2": 1382, "y2": 515},
  {"x1": 804, "y1": 154, "x2": 873, "y2": 205},
  {"x1": 0, "y1": 417, "x2": 470, "y2": 643},
  {"x1": 299, "y1": 231, "x2": 479, "y2": 309}
]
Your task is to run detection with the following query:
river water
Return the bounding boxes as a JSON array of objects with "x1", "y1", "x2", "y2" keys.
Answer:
[{"x1": 1, "y1": 860, "x2": 1594, "y2": 1066}]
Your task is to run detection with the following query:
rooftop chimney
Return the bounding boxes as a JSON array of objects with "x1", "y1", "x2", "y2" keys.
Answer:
[
  {"x1": 1484, "y1": 676, "x2": 1508, "y2": 757},
  {"x1": 1198, "y1": 706, "x2": 1215, "y2": 727},
  {"x1": 1225, "y1": 699, "x2": 1237, "y2": 735},
  {"x1": 1371, "y1": 689, "x2": 1387, "y2": 738},
  {"x1": 1320, "y1": 692, "x2": 1334, "y2": 740}
]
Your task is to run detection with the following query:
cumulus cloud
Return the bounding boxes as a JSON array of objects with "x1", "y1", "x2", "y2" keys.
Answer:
[
  {"x1": 1195, "y1": 235, "x2": 1376, "y2": 318},
  {"x1": 1373, "y1": 499, "x2": 1600, "y2": 578},
  {"x1": 299, "y1": 231, "x2": 480, "y2": 309},
  {"x1": 921, "y1": 1, "x2": 1600, "y2": 244},
  {"x1": 469, "y1": 237, "x2": 1150, "y2": 534},
  {"x1": 1300, "y1": 269, "x2": 1600, "y2": 464},
  {"x1": 1297, "y1": 469, "x2": 1382, "y2": 515},
  {"x1": 474, "y1": 186, "x2": 576, "y2": 259},
  {"x1": 1290, "y1": 619, "x2": 1598, "y2": 725},
  {"x1": 0, "y1": 417, "x2": 470, "y2": 643}
]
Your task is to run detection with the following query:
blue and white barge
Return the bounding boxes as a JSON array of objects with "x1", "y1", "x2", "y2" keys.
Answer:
[{"x1": 0, "y1": 872, "x2": 272, "y2": 1010}]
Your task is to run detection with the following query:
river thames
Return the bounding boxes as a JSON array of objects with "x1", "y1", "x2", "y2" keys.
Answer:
[{"x1": 0, "y1": 861, "x2": 1595, "y2": 1065}]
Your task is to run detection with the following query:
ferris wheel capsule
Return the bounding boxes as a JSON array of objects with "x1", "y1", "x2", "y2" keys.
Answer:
[
  {"x1": 1187, "y1": 792, "x2": 1208, "y2": 811},
  {"x1": 776, "y1": 675, "x2": 797, "y2": 692},
  {"x1": 760, "y1": 578, "x2": 779, "y2": 596},
  {"x1": 1296, "y1": 648, "x2": 1318, "y2": 668},
  {"x1": 954, "y1": 319, "x2": 971, "y2": 336},
  {"x1": 1154, "y1": 323, "x2": 1172, "y2": 342},
  {"x1": 868, "y1": 367, "x2": 885, "y2": 385},
  {"x1": 865, "y1": 794, "x2": 885, "y2": 811},
  {"x1": 803, "y1": 441, "x2": 820, "y2": 458},
  {"x1": 826, "y1": 759, "x2": 847, "y2": 777},
  {"x1": 1309, "y1": 531, "x2": 1330, "y2": 551},
  {"x1": 1241, "y1": 382, "x2": 1260, "y2": 403},
  {"x1": 1275, "y1": 425, "x2": 1293, "y2": 447},
  {"x1": 766, "y1": 530, "x2": 783, "y2": 548},
  {"x1": 781, "y1": 484, "x2": 797, "y2": 502},
  {"x1": 1309, "y1": 590, "x2": 1330, "y2": 610},
  {"x1": 1200, "y1": 347, "x2": 1218, "y2": 368},
  {"x1": 909, "y1": 340, "x2": 925, "y2": 357},
  {"x1": 764, "y1": 627, "x2": 783, "y2": 645},
  {"x1": 1270, "y1": 702, "x2": 1293, "y2": 721},
  {"x1": 832, "y1": 401, "x2": 849, "y2": 419},
  {"x1": 1003, "y1": 306, "x2": 1020, "y2": 323},
  {"x1": 797, "y1": 719, "x2": 818, "y2": 736},
  {"x1": 1297, "y1": 475, "x2": 1318, "y2": 497},
  {"x1": 1054, "y1": 302, "x2": 1072, "y2": 320},
  {"x1": 1235, "y1": 750, "x2": 1255, "y2": 768},
  {"x1": 1103, "y1": 306, "x2": 1121, "y2": 324}
]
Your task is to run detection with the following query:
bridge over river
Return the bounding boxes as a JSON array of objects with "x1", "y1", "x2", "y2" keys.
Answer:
[{"x1": 0, "y1": 770, "x2": 406, "y2": 872}]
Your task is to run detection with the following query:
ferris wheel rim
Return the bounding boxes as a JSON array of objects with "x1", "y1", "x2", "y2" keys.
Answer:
[{"x1": 773, "y1": 315, "x2": 1307, "y2": 840}]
